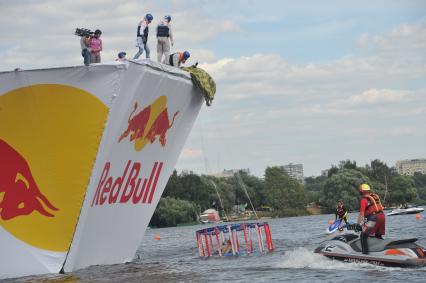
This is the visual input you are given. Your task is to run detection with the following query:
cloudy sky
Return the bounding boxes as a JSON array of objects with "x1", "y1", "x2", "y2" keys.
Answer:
[{"x1": 1, "y1": 0, "x2": 425, "y2": 177}]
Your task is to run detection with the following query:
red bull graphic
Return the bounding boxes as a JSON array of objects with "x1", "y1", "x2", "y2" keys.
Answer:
[
  {"x1": 0, "y1": 83, "x2": 108, "y2": 252},
  {"x1": 91, "y1": 160, "x2": 163, "y2": 206},
  {"x1": 118, "y1": 96, "x2": 179, "y2": 151},
  {"x1": 0, "y1": 139, "x2": 58, "y2": 220}
]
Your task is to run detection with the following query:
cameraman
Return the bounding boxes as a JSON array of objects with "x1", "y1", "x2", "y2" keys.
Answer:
[{"x1": 80, "y1": 34, "x2": 91, "y2": 66}]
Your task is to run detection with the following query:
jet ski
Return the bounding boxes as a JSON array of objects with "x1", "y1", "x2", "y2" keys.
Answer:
[
  {"x1": 326, "y1": 219, "x2": 343, "y2": 234},
  {"x1": 315, "y1": 230, "x2": 426, "y2": 267},
  {"x1": 326, "y1": 219, "x2": 355, "y2": 234}
]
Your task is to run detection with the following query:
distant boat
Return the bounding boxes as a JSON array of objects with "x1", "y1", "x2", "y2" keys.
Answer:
[
  {"x1": 199, "y1": 208, "x2": 221, "y2": 224},
  {"x1": 387, "y1": 205, "x2": 424, "y2": 216}
]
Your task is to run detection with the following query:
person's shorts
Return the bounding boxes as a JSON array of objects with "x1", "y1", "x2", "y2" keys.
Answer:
[{"x1": 364, "y1": 213, "x2": 385, "y2": 236}]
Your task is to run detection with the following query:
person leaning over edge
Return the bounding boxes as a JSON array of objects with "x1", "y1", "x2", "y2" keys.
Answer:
[
  {"x1": 156, "y1": 15, "x2": 174, "y2": 63},
  {"x1": 166, "y1": 51, "x2": 190, "y2": 68},
  {"x1": 355, "y1": 183, "x2": 386, "y2": 254},
  {"x1": 116, "y1": 51, "x2": 127, "y2": 61},
  {"x1": 133, "y1": 13, "x2": 153, "y2": 59}
]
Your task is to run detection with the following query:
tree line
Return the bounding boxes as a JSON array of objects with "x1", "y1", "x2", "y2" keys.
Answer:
[{"x1": 149, "y1": 159, "x2": 426, "y2": 227}]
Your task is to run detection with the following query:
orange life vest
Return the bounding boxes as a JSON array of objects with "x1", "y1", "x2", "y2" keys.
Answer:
[{"x1": 364, "y1": 193, "x2": 384, "y2": 216}]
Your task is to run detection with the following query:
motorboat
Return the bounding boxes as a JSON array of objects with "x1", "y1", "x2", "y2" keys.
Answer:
[
  {"x1": 199, "y1": 208, "x2": 221, "y2": 224},
  {"x1": 387, "y1": 205, "x2": 424, "y2": 216},
  {"x1": 315, "y1": 231, "x2": 426, "y2": 267}
]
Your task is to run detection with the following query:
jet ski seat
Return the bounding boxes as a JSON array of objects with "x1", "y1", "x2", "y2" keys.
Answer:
[
  {"x1": 385, "y1": 238, "x2": 418, "y2": 246},
  {"x1": 351, "y1": 238, "x2": 396, "y2": 252}
]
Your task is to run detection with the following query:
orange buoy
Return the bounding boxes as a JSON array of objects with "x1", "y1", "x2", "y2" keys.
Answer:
[
  {"x1": 328, "y1": 219, "x2": 334, "y2": 225},
  {"x1": 154, "y1": 234, "x2": 161, "y2": 240},
  {"x1": 416, "y1": 214, "x2": 422, "y2": 220}
]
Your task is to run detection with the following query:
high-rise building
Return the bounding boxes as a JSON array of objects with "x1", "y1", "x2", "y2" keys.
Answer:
[
  {"x1": 281, "y1": 163, "x2": 304, "y2": 183},
  {"x1": 395, "y1": 159, "x2": 426, "y2": 176}
]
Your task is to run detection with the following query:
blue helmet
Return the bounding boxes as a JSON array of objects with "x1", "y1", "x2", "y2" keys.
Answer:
[
  {"x1": 183, "y1": 51, "x2": 190, "y2": 60},
  {"x1": 118, "y1": 52, "x2": 126, "y2": 59},
  {"x1": 164, "y1": 15, "x2": 171, "y2": 22},
  {"x1": 145, "y1": 13, "x2": 153, "y2": 22}
]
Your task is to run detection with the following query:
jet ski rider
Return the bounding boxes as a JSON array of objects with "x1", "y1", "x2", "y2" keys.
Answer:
[
  {"x1": 356, "y1": 183, "x2": 386, "y2": 254},
  {"x1": 334, "y1": 200, "x2": 349, "y2": 224}
]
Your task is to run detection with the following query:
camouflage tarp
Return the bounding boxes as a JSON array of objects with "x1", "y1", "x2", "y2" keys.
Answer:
[{"x1": 183, "y1": 66, "x2": 216, "y2": 106}]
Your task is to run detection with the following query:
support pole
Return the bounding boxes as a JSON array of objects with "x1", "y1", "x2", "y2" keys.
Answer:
[
  {"x1": 259, "y1": 225, "x2": 265, "y2": 254},
  {"x1": 235, "y1": 229, "x2": 240, "y2": 253},
  {"x1": 196, "y1": 232, "x2": 204, "y2": 257},
  {"x1": 255, "y1": 224, "x2": 263, "y2": 254},
  {"x1": 228, "y1": 225, "x2": 236, "y2": 256},
  {"x1": 264, "y1": 223, "x2": 274, "y2": 252},
  {"x1": 214, "y1": 227, "x2": 222, "y2": 257},
  {"x1": 204, "y1": 229, "x2": 211, "y2": 257},
  {"x1": 249, "y1": 226, "x2": 253, "y2": 252},
  {"x1": 242, "y1": 224, "x2": 250, "y2": 255},
  {"x1": 209, "y1": 234, "x2": 214, "y2": 253}
]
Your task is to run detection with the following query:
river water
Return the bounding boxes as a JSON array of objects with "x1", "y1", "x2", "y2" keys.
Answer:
[{"x1": 5, "y1": 209, "x2": 426, "y2": 282}]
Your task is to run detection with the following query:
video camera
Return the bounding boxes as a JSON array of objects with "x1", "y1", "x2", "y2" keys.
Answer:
[{"x1": 74, "y1": 28, "x2": 94, "y2": 37}]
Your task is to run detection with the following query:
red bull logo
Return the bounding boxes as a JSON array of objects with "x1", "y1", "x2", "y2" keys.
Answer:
[
  {"x1": 118, "y1": 96, "x2": 179, "y2": 151},
  {"x1": 0, "y1": 139, "x2": 58, "y2": 220},
  {"x1": 0, "y1": 84, "x2": 108, "y2": 251}
]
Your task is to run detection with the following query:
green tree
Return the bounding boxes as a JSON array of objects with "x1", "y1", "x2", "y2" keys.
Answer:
[
  {"x1": 264, "y1": 166, "x2": 306, "y2": 210},
  {"x1": 304, "y1": 175, "x2": 326, "y2": 204},
  {"x1": 320, "y1": 169, "x2": 370, "y2": 212},
  {"x1": 149, "y1": 197, "x2": 198, "y2": 227},
  {"x1": 413, "y1": 173, "x2": 426, "y2": 204},
  {"x1": 387, "y1": 175, "x2": 418, "y2": 206}
]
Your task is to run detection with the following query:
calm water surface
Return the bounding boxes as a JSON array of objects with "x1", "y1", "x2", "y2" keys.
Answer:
[{"x1": 4, "y1": 209, "x2": 426, "y2": 282}]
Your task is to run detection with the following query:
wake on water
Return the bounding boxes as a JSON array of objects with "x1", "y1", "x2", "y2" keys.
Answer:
[{"x1": 274, "y1": 247, "x2": 426, "y2": 272}]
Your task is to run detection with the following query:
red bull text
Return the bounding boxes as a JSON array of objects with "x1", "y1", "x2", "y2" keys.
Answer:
[
  {"x1": 0, "y1": 139, "x2": 58, "y2": 220},
  {"x1": 91, "y1": 160, "x2": 163, "y2": 206}
]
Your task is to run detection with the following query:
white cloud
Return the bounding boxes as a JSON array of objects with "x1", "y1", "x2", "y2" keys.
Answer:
[
  {"x1": 349, "y1": 89, "x2": 407, "y2": 104},
  {"x1": 357, "y1": 20, "x2": 426, "y2": 55},
  {"x1": 179, "y1": 148, "x2": 203, "y2": 160},
  {"x1": 0, "y1": 0, "x2": 239, "y2": 71}
]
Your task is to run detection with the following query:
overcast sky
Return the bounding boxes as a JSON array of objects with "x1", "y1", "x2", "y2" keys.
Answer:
[{"x1": 1, "y1": 0, "x2": 425, "y2": 177}]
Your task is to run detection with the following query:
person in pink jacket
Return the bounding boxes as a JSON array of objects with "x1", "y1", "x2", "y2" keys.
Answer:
[{"x1": 90, "y1": 29, "x2": 103, "y2": 63}]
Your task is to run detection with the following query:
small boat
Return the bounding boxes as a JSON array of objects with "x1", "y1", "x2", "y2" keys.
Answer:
[
  {"x1": 387, "y1": 205, "x2": 424, "y2": 216},
  {"x1": 199, "y1": 208, "x2": 221, "y2": 224}
]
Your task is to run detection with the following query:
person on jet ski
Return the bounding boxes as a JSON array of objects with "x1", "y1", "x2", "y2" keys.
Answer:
[
  {"x1": 334, "y1": 200, "x2": 349, "y2": 224},
  {"x1": 355, "y1": 183, "x2": 386, "y2": 254}
]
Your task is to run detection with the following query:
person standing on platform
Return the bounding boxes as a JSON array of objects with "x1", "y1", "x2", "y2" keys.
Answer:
[
  {"x1": 156, "y1": 15, "x2": 174, "y2": 63},
  {"x1": 90, "y1": 29, "x2": 102, "y2": 63},
  {"x1": 133, "y1": 13, "x2": 154, "y2": 59}
]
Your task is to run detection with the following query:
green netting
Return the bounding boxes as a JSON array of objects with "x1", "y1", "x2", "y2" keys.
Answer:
[{"x1": 183, "y1": 66, "x2": 216, "y2": 106}]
